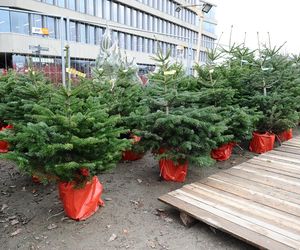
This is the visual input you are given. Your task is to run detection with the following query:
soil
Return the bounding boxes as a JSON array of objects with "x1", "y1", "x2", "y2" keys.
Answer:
[{"x1": 1, "y1": 142, "x2": 278, "y2": 250}]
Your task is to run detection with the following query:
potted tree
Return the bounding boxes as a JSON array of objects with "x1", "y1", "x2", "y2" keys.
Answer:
[
  {"x1": 92, "y1": 28, "x2": 146, "y2": 161},
  {"x1": 0, "y1": 81, "x2": 130, "y2": 220},
  {"x1": 132, "y1": 50, "x2": 228, "y2": 182}
]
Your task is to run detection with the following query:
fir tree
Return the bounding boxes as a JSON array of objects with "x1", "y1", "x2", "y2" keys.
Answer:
[
  {"x1": 0, "y1": 82, "x2": 130, "y2": 183},
  {"x1": 132, "y1": 49, "x2": 228, "y2": 166}
]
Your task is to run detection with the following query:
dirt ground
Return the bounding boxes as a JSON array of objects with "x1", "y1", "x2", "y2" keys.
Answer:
[{"x1": 1, "y1": 144, "x2": 266, "y2": 250}]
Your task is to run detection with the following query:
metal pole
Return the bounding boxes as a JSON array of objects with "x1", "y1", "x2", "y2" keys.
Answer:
[
  {"x1": 195, "y1": 11, "x2": 204, "y2": 66},
  {"x1": 66, "y1": 17, "x2": 71, "y2": 83},
  {"x1": 186, "y1": 36, "x2": 193, "y2": 75},
  {"x1": 60, "y1": 16, "x2": 66, "y2": 88}
]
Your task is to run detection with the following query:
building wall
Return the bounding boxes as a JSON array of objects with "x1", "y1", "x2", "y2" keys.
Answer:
[{"x1": 0, "y1": 0, "x2": 217, "y2": 67}]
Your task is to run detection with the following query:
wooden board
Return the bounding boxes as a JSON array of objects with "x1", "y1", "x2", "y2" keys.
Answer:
[{"x1": 159, "y1": 135, "x2": 300, "y2": 250}]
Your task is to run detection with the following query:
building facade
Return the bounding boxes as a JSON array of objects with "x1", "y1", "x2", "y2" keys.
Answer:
[{"x1": 0, "y1": 0, "x2": 217, "y2": 79}]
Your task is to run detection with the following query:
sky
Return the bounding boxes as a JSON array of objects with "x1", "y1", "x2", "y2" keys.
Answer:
[{"x1": 213, "y1": 0, "x2": 300, "y2": 55}]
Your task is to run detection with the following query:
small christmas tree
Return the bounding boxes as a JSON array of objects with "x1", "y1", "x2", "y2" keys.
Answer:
[
  {"x1": 92, "y1": 28, "x2": 145, "y2": 153},
  {"x1": 0, "y1": 81, "x2": 130, "y2": 183}
]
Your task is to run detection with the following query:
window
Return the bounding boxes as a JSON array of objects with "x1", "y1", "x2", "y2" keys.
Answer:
[
  {"x1": 137, "y1": 11, "x2": 142, "y2": 29},
  {"x1": 125, "y1": 6, "x2": 131, "y2": 26},
  {"x1": 44, "y1": 16, "x2": 56, "y2": 38},
  {"x1": 125, "y1": 34, "x2": 131, "y2": 50},
  {"x1": 149, "y1": 15, "x2": 153, "y2": 31},
  {"x1": 10, "y1": 11, "x2": 29, "y2": 35},
  {"x1": 95, "y1": 0, "x2": 103, "y2": 18},
  {"x1": 143, "y1": 38, "x2": 148, "y2": 53},
  {"x1": 119, "y1": 4, "x2": 125, "y2": 24},
  {"x1": 111, "y1": 2, "x2": 118, "y2": 22},
  {"x1": 77, "y1": 0, "x2": 86, "y2": 13},
  {"x1": 86, "y1": 0, "x2": 95, "y2": 15},
  {"x1": 137, "y1": 36, "x2": 142, "y2": 52},
  {"x1": 0, "y1": 10, "x2": 10, "y2": 32},
  {"x1": 56, "y1": 18, "x2": 66, "y2": 40},
  {"x1": 132, "y1": 9, "x2": 137, "y2": 28},
  {"x1": 68, "y1": 0, "x2": 76, "y2": 10},
  {"x1": 78, "y1": 23, "x2": 86, "y2": 43},
  {"x1": 104, "y1": 0, "x2": 111, "y2": 20},
  {"x1": 44, "y1": 0, "x2": 54, "y2": 4},
  {"x1": 31, "y1": 14, "x2": 42, "y2": 36},
  {"x1": 132, "y1": 35, "x2": 137, "y2": 51},
  {"x1": 95, "y1": 27, "x2": 103, "y2": 44},
  {"x1": 70, "y1": 21, "x2": 76, "y2": 41},
  {"x1": 88, "y1": 26, "x2": 95, "y2": 44},
  {"x1": 119, "y1": 32, "x2": 125, "y2": 48},
  {"x1": 56, "y1": 0, "x2": 65, "y2": 7},
  {"x1": 143, "y1": 13, "x2": 148, "y2": 30}
]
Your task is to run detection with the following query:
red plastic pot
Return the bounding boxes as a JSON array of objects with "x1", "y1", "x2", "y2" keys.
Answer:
[
  {"x1": 277, "y1": 129, "x2": 293, "y2": 142},
  {"x1": 159, "y1": 159, "x2": 188, "y2": 182},
  {"x1": 122, "y1": 150, "x2": 144, "y2": 161},
  {"x1": 58, "y1": 176, "x2": 104, "y2": 221},
  {"x1": 0, "y1": 125, "x2": 13, "y2": 153},
  {"x1": 211, "y1": 142, "x2": 235, "y2": 161},
  {"x1": 122, "y1": 135, "x2": 144, "y2": 161},
  {"x1": 249, "y1": 132, "x2": 275, "y2": 154}
]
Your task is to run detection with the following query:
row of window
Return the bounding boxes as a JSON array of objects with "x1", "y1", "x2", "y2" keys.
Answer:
[
  {"x1": 36, "y1": 0, "x2": 216, "y2": 35},
  {"x1": 0, "y1": 9, "x2": 215, "y2": 47},
  {"x1": 0, "y1": 9, "x2": 215, "y2": 61}
]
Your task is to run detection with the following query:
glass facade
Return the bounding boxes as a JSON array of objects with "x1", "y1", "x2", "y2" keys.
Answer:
[
  {"x1": 0, "y1": 10, "x2": 10, "y2": 33},
  {"x1": 1, "y1": 0, "x2": 216, "y2": 63}
]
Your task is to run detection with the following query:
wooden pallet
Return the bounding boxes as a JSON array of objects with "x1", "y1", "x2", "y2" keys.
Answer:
[{"x1": 159, "y1": 137, "x2": 300, "y2": 250}]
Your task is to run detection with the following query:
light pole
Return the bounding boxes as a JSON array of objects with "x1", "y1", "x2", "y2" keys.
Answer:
[{"x1": 175, "y1": 1, "x2": 214, "y2": 69}]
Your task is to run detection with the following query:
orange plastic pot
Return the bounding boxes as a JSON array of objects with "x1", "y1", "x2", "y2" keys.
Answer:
[
  {"x1": 277, "y1": 129, "x2": 293, "y2": 142},
  {"x1": 58, "y1": 176, "x2": 104, "y2": 221},
  {"x1": 211, "y1": 142, "x2": 235, "y2": 161},
  {"x1": 249, "y1": 132, "x2": 275, "y2": 154},
  {"x1": 159, "y1": 159, "x2": 188, "y2": 182}
]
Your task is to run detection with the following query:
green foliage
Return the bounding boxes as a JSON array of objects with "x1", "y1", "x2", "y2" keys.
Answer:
[
  {"x1": 0, "y1": 77, "x2": 130, "y2": 183},
  {"x1": 92, "y1": 28, "x2": 145, "y2": 153},
  {"x1": 132, "y1": 49, "x2": 229, "y2": 166},
  {"x1": 196, "y1": 44, "x2": 300, "y2": 135},
  {"x1": 0, "y1": 71, "x2": 52, "y2": 126}
]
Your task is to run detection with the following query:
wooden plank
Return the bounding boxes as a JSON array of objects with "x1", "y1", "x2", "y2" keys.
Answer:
[
  {"x1": 208, "y1": 172, "x2": 300, "y2": 205},
  {"x1": 169, "y1": 190, "x2": 300, "y2": 249},
  {"x1": 240, "y1": 161, "x2": 300, "y2": 179},
  {"x1": 233, "y1": 163, "x2": 300, "y2": 183},
  {"x1": 259, "y1": 153, "x2": 300, "y2": 166},
  {"x1": 283, "y1": 141, "x2": 300, "y2": 148},
  {"x1": 274, "y1": 145, "x2": 300, "y2": 155},
  {"x1": 223, "y1": 167, "x2": 300, "y2": 195},
  {"x1": 159, "y1": 194, "x2": 294, "y2": 250},
  {"x1": 183, "y1": 183, "x2": 300, "y2": 233},
  {"x1": 264, "y1": 150, "x2": 300, "y2": 160},
  {"x1": 248, "y1": 158, "x2": 300, "y2": 176},
  {"x1": 174, "y1": 189, "x2": 300, "y2": 247},
  {"x1": 253, "y1": 155, "x2": 300, "y2": 171},
  {"x1": 198, "y1": 176, "x2": 300, "y2": 216}
]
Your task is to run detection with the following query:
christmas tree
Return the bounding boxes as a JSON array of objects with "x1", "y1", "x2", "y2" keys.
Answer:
[
  {"x1": 132, "y1": 49, "x2": 228, "y2": 166},
  {"x1": 0, "y1": 81, "x2": 130, "y2": 183},
  {"x1": 92, "y1": 28, "x2": 145, "y2": 153}
]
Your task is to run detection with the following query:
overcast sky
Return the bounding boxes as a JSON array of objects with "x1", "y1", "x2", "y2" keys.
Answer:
[{"x1": 213, "y1": 0, "x2": 300, "y2": 55}]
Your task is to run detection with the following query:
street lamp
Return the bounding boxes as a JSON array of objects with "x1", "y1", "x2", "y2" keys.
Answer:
[{"x1": 175, "y1": 1, "x2": 215, "y2": 70}]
